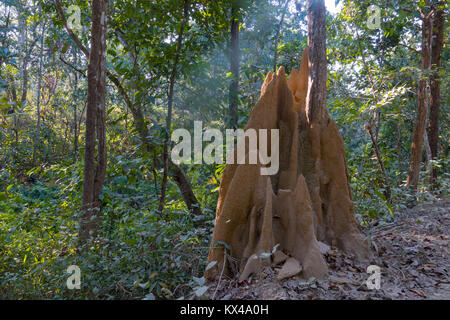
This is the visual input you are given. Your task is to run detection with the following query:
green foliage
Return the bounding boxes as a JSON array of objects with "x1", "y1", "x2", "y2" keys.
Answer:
[{"x1": 0, "y1": 156, "x2": 215, "y2": 299}]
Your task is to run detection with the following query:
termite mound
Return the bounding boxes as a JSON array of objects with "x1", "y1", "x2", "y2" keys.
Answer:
[{"x1": 205, "y1": 49, "x2": 370, "y2": 282}]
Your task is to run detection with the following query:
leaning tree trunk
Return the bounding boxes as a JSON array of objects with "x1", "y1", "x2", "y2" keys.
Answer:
[
  {"x1": 205, "y1": 0, "x2": 369, "y2": 282},
  {"x1": 80, "y1": 0, "x2": 108, "y2": 244},
  {"x1": 159, "y1": 0, "x2": 190, "y2": 214}
]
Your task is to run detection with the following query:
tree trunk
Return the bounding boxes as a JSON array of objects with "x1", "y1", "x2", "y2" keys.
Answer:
[
  {"x1": 159, "y1": 0, "x2": 190, "y2": 214},
  {"x1": 407, "y1": 8, "x2": 432, "y2": 190},
  {"x1": 32, "y1": 20, "x2": 46, "y2": 167},
  {"x1": 73, "y1": 53, "x2": 80, "y2": 160},
  {"x1": 424, "y1": 130, "x2": 432, "y2": 173},
  {"x1": 397, "y1": 120, "x2": 403, "y2": 186},
  {"x1": 428, "y1": 6, "x2": 445, "y2": 185},
  {"x1": 354, "y1": 27, "x2": 392, "y2": 203},
  {"x1": 18, "y1": 14, "x2": 28, "y2": 110},
  {"x1": 169, "y1": 163, "x2": 201, "y2": 215},
  {"x1": 205, "y1": 0, "x2": 369, "y2": 282},
  {"x1": 366, "y1": 124, "x2": 391, "y2": 202},
  {"x1": 305, "y1": 0, "x2": 327, "y2": 124},
  {"x1": 228, "y1": 1, "x2": 240, "y2": 129},
  {"x1": 301, "y1": 0, "x2": 369, "y2": 258},
  {"x1": 80, "y1": 0, "x2": 108, "y2": 244}
]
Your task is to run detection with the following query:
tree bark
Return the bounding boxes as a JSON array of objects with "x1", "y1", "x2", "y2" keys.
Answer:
[
  {"x1": 424, "y1": 130, "x2": 432, "y2": 173},
  {"x1": 305, "y1": 0, "x2": 327, "y2": 124},
  {"x1": 428, "y1": 6, "x2": 445, "y2": 185},
  {"x1": 80, "y1": 0, "x2": 108, "y2": 244},
  {"x1": 407, "y1": 7, "x2": 432, "y2": 190},
  {"x1": 228, "y1": 1, "x2": 240, "y2": 129}
]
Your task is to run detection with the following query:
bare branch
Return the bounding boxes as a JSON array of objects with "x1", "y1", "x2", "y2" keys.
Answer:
[{"x1": 59, "y1": 55, "x2": 86, "y2": 77}]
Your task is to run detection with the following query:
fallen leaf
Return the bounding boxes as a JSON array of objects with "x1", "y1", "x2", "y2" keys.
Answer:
[{"x1": 410, "y1": 289, "x2": 427, "y2": 298}]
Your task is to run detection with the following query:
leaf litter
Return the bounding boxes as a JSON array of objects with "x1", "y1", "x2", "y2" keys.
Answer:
[{"x1": 205, "y1": 197, "x2": 449, "y2": 300}]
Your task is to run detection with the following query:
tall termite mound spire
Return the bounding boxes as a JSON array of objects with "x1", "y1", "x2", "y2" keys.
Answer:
[
  {"x1": 205, "y1": 49, "x2": 370, "y2": 282},
  {"x1": 291, "y1": 50, "x2": 370, "y2": 261}
]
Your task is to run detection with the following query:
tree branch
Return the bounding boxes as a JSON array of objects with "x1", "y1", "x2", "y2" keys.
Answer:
[
  {"x1": 54, "y1": 0, "x2": 134, "y2": 116},
  {"x1": 54, "y1": 0, "x2": 89, "y2": 57},
  {"x1": 59, "y1": 55, "x2": 86, "y2": 77}
]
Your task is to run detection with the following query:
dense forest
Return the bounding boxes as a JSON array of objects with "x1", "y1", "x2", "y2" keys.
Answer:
[{"x1": 0, "y1": 0, "x2": 448, "y2": 300}]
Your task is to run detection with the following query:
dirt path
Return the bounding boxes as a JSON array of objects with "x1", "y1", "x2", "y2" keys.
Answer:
[{"x1": 209, "y1": 197, "x2": 449, "y2": 300}]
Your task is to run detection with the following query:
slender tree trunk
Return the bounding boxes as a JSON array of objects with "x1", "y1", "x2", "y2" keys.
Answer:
[
  {"x1": 158, "y1": 0, "x2": 190, "y2": 213},
  {"x1": 366, "y1": 124, "x2": 391, "y2": 202},
  {"x1": 353, "y1": 26, "x2": 391, "y2": 201},
  {"x1": 16, "y1": 13, "x2": 29, "y2": 155},
  {"x1": 407, "y1": 7, "x2": 432, "y2": 190},
  {"x1": 80, "y1": 0, "x2": 108, "y2": 244},
  {"x1": 73, "y1": 107, "x2": 78, "y2": 152},
  {"x1": 73, "y1": 53, "x2": 79, "y2": 160},
  {"x1": 0, "y1": 7, "x2": 10, "y2": 67},
  {"x1": 228, "y1": 1, "x2": 240, "y2": 129},
  {"x1": 32, "y1": 20, "x2": 46, "y2": 167},
  {"x1": 18, "y1": 14, "x2": 28, "y2": 110},
  {"x1": 428, "y1": 6, "x2": 445, "y2": 185},
  {"x1": 397, "y1": 120, "x2": 403, "y2": 186},
  {"x1": 424, "y1": 130, "x2": 432, "y2": 173},
  {"x1": 273, "y1": 0, "x2": 290, "y2": 72},
  {"x1": 306, "y1": 0, "x2": 327, "y2": 124}
]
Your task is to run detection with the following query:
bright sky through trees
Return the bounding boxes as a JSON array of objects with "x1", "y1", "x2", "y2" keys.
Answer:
[{"x1": 325, "y1": 0, "x2": 343, "y2": 14}]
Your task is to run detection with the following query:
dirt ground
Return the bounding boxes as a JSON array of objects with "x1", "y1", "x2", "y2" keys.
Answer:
[{"x1": 207, "y1": 197, "x2": 450, "y2": 300}]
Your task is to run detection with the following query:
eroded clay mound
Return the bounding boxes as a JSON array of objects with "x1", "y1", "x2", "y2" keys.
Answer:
[{"x1": 205, "y1": 49, "x2": 369, "y2": 283}]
